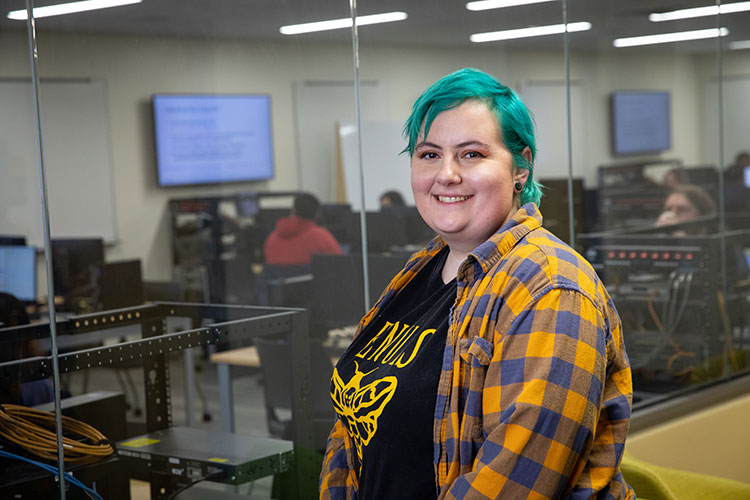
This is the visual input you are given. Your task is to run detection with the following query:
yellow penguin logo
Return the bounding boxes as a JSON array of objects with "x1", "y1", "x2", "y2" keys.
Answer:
[{"x1": 331, "y1": 361, "x2": 397, "y2": 468}]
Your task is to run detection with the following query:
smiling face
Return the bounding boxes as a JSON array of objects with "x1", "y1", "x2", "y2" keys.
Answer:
[{"x1": 410, "y1": 99, "x2": 529, "y2": 254}]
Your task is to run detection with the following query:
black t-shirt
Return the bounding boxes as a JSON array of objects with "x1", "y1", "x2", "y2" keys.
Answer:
[{"x1": 331, "y1": 247, "x2": 456, "y2": 500}]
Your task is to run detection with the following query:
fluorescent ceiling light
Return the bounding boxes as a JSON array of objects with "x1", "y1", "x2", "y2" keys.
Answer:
[
  {"x1": 280, "y1": 11, "x2": 407, "y2": 35},
  {"x1": 729, "y1": 40, "x2": 750, "y2": 50},
  {"x1": 649, "y1": 2, "x2": 750, "y2": 22},
  {"x1": 466, "y1": 0, "x2": 557, "y2": 11},
  {"x1": 614, "y1": 27, "x2": 728, "y2": 47},
  {"x1": 470, "y1": 21, "x2": 591, "y2": 43},
  {"x1": 7, "y1": 0, "x2": 141, "y2": 20}
]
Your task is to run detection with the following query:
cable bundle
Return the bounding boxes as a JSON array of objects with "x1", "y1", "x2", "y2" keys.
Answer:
[{"x1": 0, "y1": 404, "x2": 113, "y2": 464}]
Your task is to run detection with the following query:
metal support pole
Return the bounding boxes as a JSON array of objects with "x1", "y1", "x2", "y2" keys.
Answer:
[
  {"x1": 23, "y1": 1, "x2": 66, "y2": 497},
  {"x1": 289, "y1": 310, "x2": 316, "y2": 500}
]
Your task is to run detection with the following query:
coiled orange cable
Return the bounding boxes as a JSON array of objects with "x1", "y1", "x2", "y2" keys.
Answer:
[{"x1": 0, "y1": 404, "x2": 113, "y2": 464}]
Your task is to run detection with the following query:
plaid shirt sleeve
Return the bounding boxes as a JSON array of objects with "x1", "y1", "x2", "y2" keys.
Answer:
[
  {"x1": 442, "y1": 287, "x2": 632, "y2": 499},
  {"x1": 319, "y1": 417, "x2": 357, "y2": 500}
]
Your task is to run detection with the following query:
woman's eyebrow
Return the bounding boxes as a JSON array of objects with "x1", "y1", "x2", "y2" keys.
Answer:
[
  {"x1": 454, "y1": 140, "x2": 490, "y2": 149},
  {"x1": 416, "y1": 140, "x2": 490, "y2": 150},
  {"x1": 415, "y1": 141, "x2": 441, "y2": 150}
]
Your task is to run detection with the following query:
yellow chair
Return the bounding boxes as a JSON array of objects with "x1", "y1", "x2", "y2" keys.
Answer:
[{"x1": 621, "y1": 451, "x2": 750, "y2": 500}]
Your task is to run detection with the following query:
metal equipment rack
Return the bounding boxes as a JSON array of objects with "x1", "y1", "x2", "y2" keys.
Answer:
[{"x1": 0, "y1": 302, "x2": 318, "y2": 499}]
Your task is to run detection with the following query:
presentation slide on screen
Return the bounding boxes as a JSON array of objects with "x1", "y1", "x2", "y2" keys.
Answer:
[
  {"x1": 154, "y1": 95, "x2": 274, "y2": 186},
  {"x1": 613, "y1": 92, "x2": 670, "y2": 155}
]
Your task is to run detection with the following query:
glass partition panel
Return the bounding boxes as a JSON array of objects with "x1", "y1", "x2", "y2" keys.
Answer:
[
  {"x1": 0, "y1": 0, "x2": 358, "y2": 498},
  {"x1": 352, "y1": 0, "x2": 568, "y2": 307},
  {"x1": 0, "y1": 1, "x2": 71, "y2": 498},
  {"x1": 567, "y1": 0, "x2": 750, "y2": 406}
]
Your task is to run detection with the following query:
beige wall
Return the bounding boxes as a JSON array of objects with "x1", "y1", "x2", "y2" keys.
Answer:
[
  {"x1": 0, "y1": 29, "x2": 725, "y2": 288},
  {"x1": 628, "y1": 392, "x2": 750, "y2": 483}
]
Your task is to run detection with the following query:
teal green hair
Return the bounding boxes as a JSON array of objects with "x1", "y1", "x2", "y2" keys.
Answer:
[{"x1": 403, "y1": 68, "x2": 542, "y2": 206}]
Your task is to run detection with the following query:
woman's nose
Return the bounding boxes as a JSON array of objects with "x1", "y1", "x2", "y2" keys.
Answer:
[{"x1": 435, "y1": 157, "x2": 461, "y2": 185}]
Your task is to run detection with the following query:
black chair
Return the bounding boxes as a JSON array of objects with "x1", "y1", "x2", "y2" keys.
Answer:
[
  {"x1": 142, "y1": 280, "x2": 187, "y2": 303},
  {"x1": 253, "y1": 336, "x2": 335, "y2": 451},
  {"x1": 255, "y1": 264, "x2": 313, "y2": 308}
]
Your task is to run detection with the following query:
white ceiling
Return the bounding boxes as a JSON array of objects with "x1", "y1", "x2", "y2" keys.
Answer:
[{"x1": 2, "y1": 0, "x2": 749, "y2": 53}]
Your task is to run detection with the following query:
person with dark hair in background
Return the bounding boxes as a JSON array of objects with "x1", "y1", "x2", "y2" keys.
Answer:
[
  {"x1": 263, "y1": 192, "x2": 342, "y2": 272},
  {"x1": 379, "y1": 190, "x2": 406, "y2": 209},
  {"x1": 320, "y1": 68, "x2": 634, "y2": 500},
  {"x1": 655, "y1": 183, "x2": 717, "y2": 235},
  {"x1": 725, "y1": 151, "x2": 750, "y2": 212}
]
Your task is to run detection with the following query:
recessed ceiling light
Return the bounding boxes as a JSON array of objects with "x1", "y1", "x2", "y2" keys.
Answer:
[
  {"x1": 649, "y1": 2, "x2": 750, "y2": 22},
  {"x1": 614, "y1": 28, "x2": 729, "y2": 48},
  {"x1": 729, "y1": 40, "x2": 750, "y2": 50},
  {"x1": 466, "y1": 0, "x2": 557, "y2": 12},
  {"x1": 470, "y1": 21, "x2": 591, "y2": 43},
  {"x1": 280, "y1": 11, "x2": 407, "y2": 35},
  {"x1": 7, "y1": 0, "x2": 141, "y2": 20}
]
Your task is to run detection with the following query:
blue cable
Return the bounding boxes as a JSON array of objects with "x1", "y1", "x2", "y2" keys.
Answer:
[{"x1": 0, "y1": 449, "x2": 104, "y2": 500}]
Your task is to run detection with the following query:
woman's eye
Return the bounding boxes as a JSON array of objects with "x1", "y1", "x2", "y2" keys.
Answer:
[
  {"x1": 419, "y1": 151, "x2": 438, "y2": 159},
  {"x1": 463, "y1": 151, "x2": 483, "y2": 159}
]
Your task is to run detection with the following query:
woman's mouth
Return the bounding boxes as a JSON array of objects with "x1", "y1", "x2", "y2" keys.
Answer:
[{"x1": 435, "y1": 195, "x2": 472, "y2": 203}]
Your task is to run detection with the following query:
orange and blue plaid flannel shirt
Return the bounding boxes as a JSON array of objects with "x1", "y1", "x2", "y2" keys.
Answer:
[{"x1": 320, "y1": 204, "x2": 635, "y2": 500}]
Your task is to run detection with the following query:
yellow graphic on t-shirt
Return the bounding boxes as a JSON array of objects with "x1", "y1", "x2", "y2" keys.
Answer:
[
  {"x1": 355, "y1": 321, "x2": 436, "y2": 367},
  {"x1": 331, "y1": 361, "x2": 397, "y2": 467}
]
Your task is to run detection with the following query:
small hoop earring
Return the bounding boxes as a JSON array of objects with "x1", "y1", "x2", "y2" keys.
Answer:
[{"x1": 514, "y1": 181, "x2": 523, "y2": 192}]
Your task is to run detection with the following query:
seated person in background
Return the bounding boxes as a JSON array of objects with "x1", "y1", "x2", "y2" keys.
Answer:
[
  {"x1": 378, "y1": 190, "x2": 405, "y2": 209},
  {"x1": 263, "y1": 192, "x2": 342, "y2": 273},
  {"x1": 725, "y1": 151, "x2": 750, "y2": 212},
  {"x1": 655, "y1": 184, "x2": 716, "y2": 235}
]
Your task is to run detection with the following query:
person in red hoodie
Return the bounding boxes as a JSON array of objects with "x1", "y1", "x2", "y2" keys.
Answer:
[{"x1": 263, "y1": 192, "x2": 342, "y2": 272}]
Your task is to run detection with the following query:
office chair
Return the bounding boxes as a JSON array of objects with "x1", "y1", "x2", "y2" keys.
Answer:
[
  {"x1": 253, "y1": 336, "x2": 335, "y2": 450},
  {"x1": 255, "y1": 264, "x2": 313, "y2": 308},
  {"x1": 142, "y1": 280, "x2": 187, "y2": 303}
]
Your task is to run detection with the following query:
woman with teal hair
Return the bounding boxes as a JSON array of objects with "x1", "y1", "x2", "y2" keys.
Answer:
[{"x1": 321, "y1": 68, "x2": 634, "y2": 500}]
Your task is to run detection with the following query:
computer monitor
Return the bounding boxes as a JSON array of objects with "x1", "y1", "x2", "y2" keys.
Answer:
[
  {"x1": 0, "y1": 246, "x2": 36, "y2": 303},
  {"x1": 51, "y1": 238, "x2": 105, "y2": 299},
  {"x1": 236, "y1": 192, "x2": 260, "y2": 217}
]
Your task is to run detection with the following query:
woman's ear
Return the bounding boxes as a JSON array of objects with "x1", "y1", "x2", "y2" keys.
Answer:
[
  {"x1": 514, "y1": 147, "x2": 532, "y2": 184},
  {"x1": 521, "y1": 146, "x2": 532, "y2": 166}
]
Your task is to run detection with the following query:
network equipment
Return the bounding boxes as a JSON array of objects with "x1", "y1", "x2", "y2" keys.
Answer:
[
  {"x1": 116, "y1": 426, "x2": 293, "y2": 486},
  {"x1": 580, "y1": 230, "x2": 750, "y2": 395},
  {"x1": 0, "y1": 246, "x2": 36, "y2": 303}
]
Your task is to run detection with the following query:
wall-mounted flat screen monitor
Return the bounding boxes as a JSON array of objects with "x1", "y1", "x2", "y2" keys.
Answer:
[
  {"x1": 611, "y1": 91, "x2": 671, "y2": 156},
  {"x1": 153, "y1": 94, "x2": 274, "y2": 187},
  {"x1": 0, "y1": 246, "x2": 36, "y2": 303}
]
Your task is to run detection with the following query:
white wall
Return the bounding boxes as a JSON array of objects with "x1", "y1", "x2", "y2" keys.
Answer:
[{"x1": 0, "y1": 29, "x2": 732, "y2": 290}]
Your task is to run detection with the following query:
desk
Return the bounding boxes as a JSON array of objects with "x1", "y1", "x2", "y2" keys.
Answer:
[
  {"x1": 210, "y1": 346, "x2": 261, "y2": 433},
  {"x1": 211, "y1": 345, "x2": 341, "y2": 434}
]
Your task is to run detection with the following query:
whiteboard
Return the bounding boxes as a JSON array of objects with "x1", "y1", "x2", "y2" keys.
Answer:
[
  {"x1": 520, "y1": 81, "x2": 589, "y2": 185},
  {"x1": 702, "y1": 76, "x2": 750, "y2": 167},
  {"x1": 338, "y1": 120, "x2": 413, "y2": 212},
  {"x1": 293, "y1": 81, "x2": 388, "y2": 203},
  {"x1": 0, "y1": 78, "x2": 116, "y2": 247}
]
